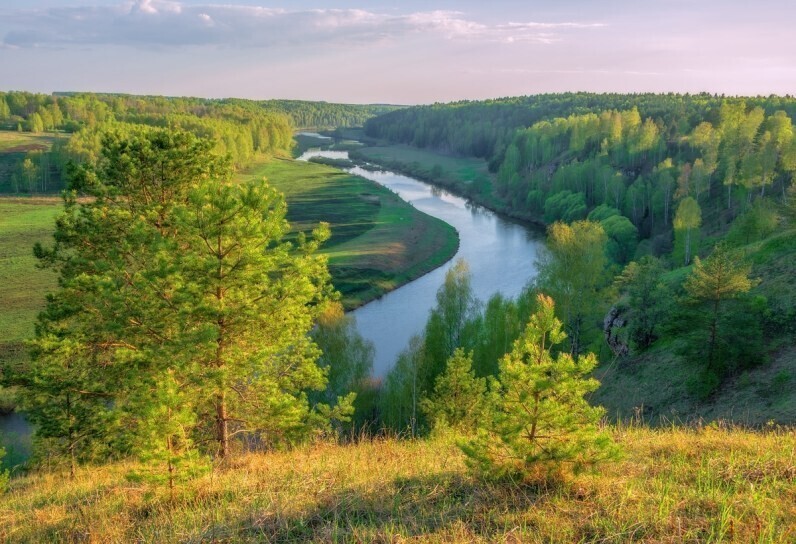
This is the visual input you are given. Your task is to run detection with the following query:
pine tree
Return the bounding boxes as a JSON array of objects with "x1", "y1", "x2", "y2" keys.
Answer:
[
  {"x1": 420, "y1": 349, "x2": 486, "y2": 433},
  {"x1": 15, "y1": 127, "x2": 346, "y2": 480},
  {"x1": 462, "y1": 295, "x2": 618, "y2": 481},
  {"x1": 179, "y1": 178, "x2": 345, "y2": 456},
  {"x1": 682, "y1": 243, "x2": 759, "y2": 378}
]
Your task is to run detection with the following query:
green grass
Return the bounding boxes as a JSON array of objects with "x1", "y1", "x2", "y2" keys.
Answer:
[
  {"x1": 2, "y1": 426, "x2": 794, "y2": 542},
  {"x1": 353, "y1": 144, "x2": 492, "y2": 189},
  {"x1": 0, "y1": 198, "x2": 60, "y2": 367},
  {"x1": 0, "y1": 132, "x2": 58, "y2": 154},
  {"x1": 238, "y1": 156, "x2": 458, "y2": 308}
]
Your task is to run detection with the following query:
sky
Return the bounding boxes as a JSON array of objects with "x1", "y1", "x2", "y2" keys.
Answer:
[{"x1": 1, "y1": 0, "x2": 795, "y2": 104}]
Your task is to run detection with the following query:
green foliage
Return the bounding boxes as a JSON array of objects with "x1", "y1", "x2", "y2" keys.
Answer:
[
  {"x1": 126, "y1": 370, "x2": 209, "y2": 498},
  {"x1": 614, "y1": 256, "x2": 670, "y2": 351},
  {"x1": 380, "y1": 335, "x2": 424, "y2": 434},
  {"x1": 12, "y1": 128, "x2": 346, "y2": 486},
  {"x1": 727, "y1": 198, "x2": 779, "y2": 245},
  {"x1": 462, "y1": 295, "x2": 618, "y2": 481},
  {"x1": 587, "y1": 204, "x2": 621, "y2": 222},
  {"x1": 420, "y1": 349, "x2": 487, "y2": 433},
  {"x1": 543, "y1": 190, "x2": 587, "y2": 223},
  {"x1": 677, "y1": 243, "x2": 762, "y2": 395},
  {"x1": 673, "y1": 197, "x2": 702, "y2": 265},
  {"x1": 0, "y1": 445, "x2": 9, "y2": 493},
  {"x1": 310, "y1": 302, "x2": 373, "y2": 420},
  {"x1": 421, "y1": 260, "x2": 480, "y2": 394},
  {"x1": 467, "y1": 291, "x2": 536, "y2": 377},
  {"x1": 601, "y1": 214, "x2": 638, "y2": 264},
  {"x1": 534, "y1": 220, "x2": 609, "y2": 355}
]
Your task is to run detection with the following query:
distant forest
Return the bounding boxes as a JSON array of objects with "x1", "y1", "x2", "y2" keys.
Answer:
[{"x1": 0, "y1": 91, "x2": 398, "y2": 193}]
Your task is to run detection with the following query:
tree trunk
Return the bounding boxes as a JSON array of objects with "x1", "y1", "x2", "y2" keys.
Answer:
[
  {"x1": 707, "y1": 298, "x2": 721, "y2": 373},
  {"x1": 685, "y1": 228, "x2": 691, "y2": 266},
  {"x1": 216, "y1": 392, "x2": 229, "y2": 458}
]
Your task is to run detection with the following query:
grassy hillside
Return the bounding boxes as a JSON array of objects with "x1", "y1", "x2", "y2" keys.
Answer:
[
  {"x1": 2, "y1": 426, "x2": 794, "y2": 542},
  {"x1": 594, "y1": 227, "x2": 796, "y2": 425}
]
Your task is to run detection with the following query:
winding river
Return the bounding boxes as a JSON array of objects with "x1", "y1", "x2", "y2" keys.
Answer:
[{"x1": 297, "y1": 147, "x2": 544, "y2": 377}]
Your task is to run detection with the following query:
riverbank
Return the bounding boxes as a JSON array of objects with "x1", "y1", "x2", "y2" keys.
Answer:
[
  {"x1": 3, "y1": 425, "x2": 794, "y2": 542},
  {"x1": 349, "y1": 144, "x2": 547, "y2": 230},
  {"x1": 237, "y1": 155, "x2": 459, "y2": 310}
]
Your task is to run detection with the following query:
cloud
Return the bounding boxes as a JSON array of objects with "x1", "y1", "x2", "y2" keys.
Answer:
[{"x1": 1, "y1": 1, "x2": 605, "y2": 49}]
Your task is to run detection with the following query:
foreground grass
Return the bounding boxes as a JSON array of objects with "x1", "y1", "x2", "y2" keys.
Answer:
[
  {"x1": 239, "y1": 156, "x2": 458, "y2": 308},
  {"x1": 2, "y1": 426, "x2": 794, "y2": 543}
]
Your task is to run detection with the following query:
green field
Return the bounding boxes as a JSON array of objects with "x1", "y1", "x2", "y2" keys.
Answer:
[
  {"x1": 352, "y1": 144, "x2": 493, "y2": 193},
  {"x1": 0, "y1": 132, "x2": 59, "y2": 154},
  {"x1": 0, "y1": 198, "x2": 59, "y2": 372},
  {"x1": 238, "y1": 156, "x2": 458, "y2": 308}
]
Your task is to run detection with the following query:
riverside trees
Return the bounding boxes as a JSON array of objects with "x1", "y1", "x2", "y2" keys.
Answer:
[{"x1": 11, "y1": 127, "x2": 347, "y2": 479}]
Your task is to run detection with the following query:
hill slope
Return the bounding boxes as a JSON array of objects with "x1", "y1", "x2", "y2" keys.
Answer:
[{"x1": 2, "y1": 427, "x2": 794, "y2": 543}]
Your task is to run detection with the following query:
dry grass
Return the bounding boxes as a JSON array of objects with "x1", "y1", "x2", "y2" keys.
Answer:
[{"x1": 2, "y1": 425, "x2": 795, "y2": 543}]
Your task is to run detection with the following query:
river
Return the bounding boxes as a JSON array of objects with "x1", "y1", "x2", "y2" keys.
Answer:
[{"x1": 297, "y1": 148, "x2": 544, "y2": 377}]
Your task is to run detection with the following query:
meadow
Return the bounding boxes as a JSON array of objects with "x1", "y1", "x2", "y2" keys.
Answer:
[
  {"x1": 1, "y1": 425, "x2": 794, "y2": 543},
  {"x1": 238, "y1": 156, "x2": 458, "y2": 308},
  {"x1": 352, "y1": 144, "x2": 493, "y2": 192},
  {"x1": 0, "y1": 198, "x2": 59, "y2": 381}
]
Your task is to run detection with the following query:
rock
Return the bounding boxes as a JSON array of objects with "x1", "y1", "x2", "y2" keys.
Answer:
[{"x1": 604, "y1": 306, "x2": 630, "y2": 357}]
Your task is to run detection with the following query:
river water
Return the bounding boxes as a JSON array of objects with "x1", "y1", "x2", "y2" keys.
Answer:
[{"x1": 297, "y1": 149, "x2": 544, "y2": 377}]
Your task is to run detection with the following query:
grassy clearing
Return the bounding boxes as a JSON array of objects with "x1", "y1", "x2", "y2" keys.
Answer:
[
  {"x1": 0, "y1": 198, "x2": 59, "y2": 369},
  {"x1": 2, "y1": 426, "x2": 794, "y2": 543},
  {"x1": 238, "y1": 156, "x2": 458, "y2": 308},
  {"x1": 0, "y1": 132, "x2": 58, "y2": 154}
]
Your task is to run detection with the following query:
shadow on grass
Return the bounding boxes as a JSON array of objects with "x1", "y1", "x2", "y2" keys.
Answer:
[{"x1": 219, "y1": 472, "x2": 548, "y2": 543}]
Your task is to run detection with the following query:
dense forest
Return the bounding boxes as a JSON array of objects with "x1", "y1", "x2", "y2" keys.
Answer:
[
  {"x1": 0, "y1": 91, "x2": 397, "y2": 193},
  {"x1": 363, "y1": 93, "x2": 796, "y2": 427}
]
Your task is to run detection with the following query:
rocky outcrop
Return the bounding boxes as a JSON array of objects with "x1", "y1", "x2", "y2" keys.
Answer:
[{"x1": 604, "y1": 306, "x2": 630, "y2": 358}]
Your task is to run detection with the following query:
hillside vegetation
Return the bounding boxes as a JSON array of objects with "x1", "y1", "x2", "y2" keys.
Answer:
[
  {"x1": 360, "y1": 93, "x2": 796, "y2": 424},
  {"x1": 2, "y1": 426, "x2": 794, "y2": 543}
]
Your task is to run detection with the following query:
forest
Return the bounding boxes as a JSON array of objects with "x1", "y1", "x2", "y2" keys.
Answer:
[
  {"x1": 0, "y1": 91, "x2": 396, "y2": 194},
  {"x1": 357, "y1": 93, "x2": 796, "y2": 426}
]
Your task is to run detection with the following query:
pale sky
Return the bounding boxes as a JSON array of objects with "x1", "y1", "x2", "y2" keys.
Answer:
[{"x1": 1, "y1": 0, "x2": 794, "y2": 104}]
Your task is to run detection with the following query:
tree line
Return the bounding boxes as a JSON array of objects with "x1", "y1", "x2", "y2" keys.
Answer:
[{"x1": 0, "y1": 91, "x2": 398, "y2": 194}]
